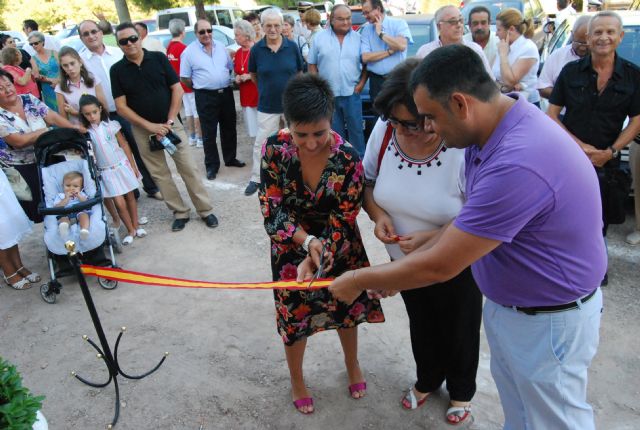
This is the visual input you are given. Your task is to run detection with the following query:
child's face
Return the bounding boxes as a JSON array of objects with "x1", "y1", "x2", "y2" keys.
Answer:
[
  {"x1": 64, "y1": 176, "x2": 83, "y2": 196},
  {"x1": 81, "y1": 104, "x2": 102, "y2": 125}
]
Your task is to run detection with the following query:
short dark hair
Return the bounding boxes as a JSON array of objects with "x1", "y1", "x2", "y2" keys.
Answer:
[
  {"x1": 78, "y1": 94, "x2": 109, "y2": 127},
  {"x1": 244, "y1": 12, "x2": 259, "y2": 23},
  {"x1": 283, "y1": 74, "x2": 334, "y2": 125},
  {"x1": 468, "y1": 5, "x2": 491, "y2": 21},
  {"x1": 0, "y1": 69, "x2": 14, "y2": 83},
  {"x1": 0, "y1": 34, "x2": 11, "y2": 49},
  {"x1": 362, "y1": 0, "x2": 385, "y2": 13},
  {"x1": 557, "y1": 0, "x2": 569, "y2": 9},
  {"x1": 134, "y1": 22, "x2": 148, "y2": 32},
  {"x1": 115, "y1": 22, "x2": 138, "y2": 38},
  {"x1": 23, "y1": 19, "x2": 38, "y2": 31},
  {"x1": 409, "y1": 45, "x2": 498, "y2": 106},
  {"x1": 374, "y1": 58, "x2": 421, "y2": 119}
]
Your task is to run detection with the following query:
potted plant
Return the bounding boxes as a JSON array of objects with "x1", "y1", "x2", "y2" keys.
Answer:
[{"x1": 0, "y1": 356, "x2": 47, "y2": 430}]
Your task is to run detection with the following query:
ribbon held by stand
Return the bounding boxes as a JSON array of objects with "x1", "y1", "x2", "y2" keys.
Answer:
[{"x1": 80, "y1": 265, "x2": 331, "y2": 290}]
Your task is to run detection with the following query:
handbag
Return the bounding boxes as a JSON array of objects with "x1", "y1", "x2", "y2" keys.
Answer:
[
  {"x1": 597, "y1": 167, "x2": 631, "y2": 225},
  {"x1": 1, "y1": 164, "x2": 33, "y2": 201}
]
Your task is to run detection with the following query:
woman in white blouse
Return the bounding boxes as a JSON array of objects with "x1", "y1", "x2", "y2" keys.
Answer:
[
  {"x1": 362, "y1": 58, "x2": 482, "y2": 425},
  {"x1": 493, "y1": 8, "x2": 541, "y2": 106}
]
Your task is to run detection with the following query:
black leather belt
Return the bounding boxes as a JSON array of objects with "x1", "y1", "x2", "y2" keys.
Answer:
[
  {"x1": 197, "y1": 87, "x2": 228, "y2": 94},
  {"x1": 504, "y1": 289, "x2": 597, "y2": 315}
]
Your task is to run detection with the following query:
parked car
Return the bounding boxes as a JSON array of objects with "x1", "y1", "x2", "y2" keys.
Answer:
[
  {"x1": 1, "y1": 30, "x2": 26, "y2": 48},
  {"x1": 460, "y1": 0, "x2": 548, "y2": 53},
  {"x1": 350, "y1": 6, "x2": 367, "y2": 31},
  {"x1": 157, "y1": 5, "x2": 244, "y2": 30},
  {"x1": 147, "y1": 25, "x2": 239, "y2": 53}
]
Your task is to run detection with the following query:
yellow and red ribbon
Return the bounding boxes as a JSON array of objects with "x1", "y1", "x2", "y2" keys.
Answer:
[{"x1": 80, "y1": 265, "x2": 331, "y2": 290}]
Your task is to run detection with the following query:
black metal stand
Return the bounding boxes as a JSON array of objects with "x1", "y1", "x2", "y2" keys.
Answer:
[{"x1": 66, "y1": 242, "x2": 168, "y2": 429}]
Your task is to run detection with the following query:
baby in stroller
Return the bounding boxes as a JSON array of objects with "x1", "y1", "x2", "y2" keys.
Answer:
[{"x1": 54, "y1": 170, "x2": 91, "y2": 240}]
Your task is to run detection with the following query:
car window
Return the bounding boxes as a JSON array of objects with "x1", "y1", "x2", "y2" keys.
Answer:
[
  {"x1": 216, "y1": 10, "x2": 233, "y2": 28},
  {"x1": 548, "y1": 20, "x2": 571, "y2": 54},
  {"x1": 233, "y1": 9, "x2": 245, "y2": 20},
  {"x1": 213, "y1": 29, "x2": 231, "y2": 46},
  {"x1": 205, "y1": 11, "x2": 218, "y2": 25},
  {"x1": 531, "y1": 0, "x2": 544, "y2": 18},
  {"x1": 184, "y1": 30, "x2": 196, "y2": 46},
  {"x1": 461, "y1": 2, "x2": 521, "y2": 24},
  {"x1": 159, "y1": 13, "x2": 190, "y2": 29},
  {"x1": 523, "y1": 0, "x2": 533, "y2": 21},
  {"x1": 407, "y1": 22, "x2": 433, "y2": 57},
  {"x1": 618, "y1": 25, "x2": 640, "y2": 66}
]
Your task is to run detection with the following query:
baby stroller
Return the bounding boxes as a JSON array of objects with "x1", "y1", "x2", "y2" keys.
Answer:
[{"x1": 35, "y1": 128, "x2": 120, "y2": 304}]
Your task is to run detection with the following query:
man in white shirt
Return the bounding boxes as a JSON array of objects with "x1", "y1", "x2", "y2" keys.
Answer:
[
  {"x1": 78, "y1": 19, "x2": 161, "y2": 200},
  {"x1": 417, "y1": 5, "x2": 494, "y2": 78},
  {"x1": 538, "y1": 15, "x2": 590, "y2": 100},
  {"x1": 463, "y1": 5, "x2": 499, "y2": 68},
  {"x1": 22, "y1": 19, "x2": 61, "y2": 56},
  {"x1": 555, "y1": 0, "x2": 577, "y2": 27},
  {"x1": 135, "y1": 22, "x2": 165, "y2": 52}
]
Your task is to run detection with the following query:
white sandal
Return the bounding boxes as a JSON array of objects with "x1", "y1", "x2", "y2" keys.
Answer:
[
  {"x1": 4, "y1": 271, "x2": 32, "y2": 290},
  {"x1": 446, "y1": 404, "x2": 472, "y2": 425},
  {"x1": 135, "y1": 228, "x2": 147, "y2": 238},
  {"x1": 18, "y1": 266, "x2": 41, "y2": 283},
  {"x1": 122, "y1": 235, "x2": 134, "y2": 245}
]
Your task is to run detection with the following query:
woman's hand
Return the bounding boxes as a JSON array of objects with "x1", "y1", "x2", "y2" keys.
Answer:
[
  {"x1": 397, "y1": 230, "x2": 437, "y2": 255},
  {"x1": 367, "y1": 289, "x2": 397, "y2": 300},
  {"x1": 374, "y1": 213, "x2": 399, "y2": 244},
  {"x1": 234, "y1": 75, "x2": 242, "y2": 85},
  {"x1": 64, "y1": 103, "x2": 78, "y2": 116},
  {"x1": 329, "y1": 270, "x2": 362, "y2": 305},
  {"x1": 296, "y1": 256, "x2": 316, "y2": 282},
  {"x1": 498, "y1": 37, "x2": 510, "y2": 58},
  {"x1": 308, "y1": 238, "x2": 334, "y2": 274}
]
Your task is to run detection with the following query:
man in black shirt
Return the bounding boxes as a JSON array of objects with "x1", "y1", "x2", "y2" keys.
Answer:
[
  {"x1": 111, "y1": 22, "x2": 218, "y2": 232},
  {"x1": 549, "y1": 11, "x2": 640, "y2": 230}
]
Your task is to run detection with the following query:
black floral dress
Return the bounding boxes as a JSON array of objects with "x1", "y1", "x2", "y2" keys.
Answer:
[{"x1": 259, "y1": 129, "x2": 385, "y2": 346}]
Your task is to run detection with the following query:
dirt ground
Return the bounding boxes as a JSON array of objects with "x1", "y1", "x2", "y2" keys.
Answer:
[{"x1": 1, "y1": 95, "x2": 640, "y2": 430}]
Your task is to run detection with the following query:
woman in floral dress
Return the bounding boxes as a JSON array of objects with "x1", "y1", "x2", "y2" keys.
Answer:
[{"x1": 259, "y1": 74, "x2": 384, "y2": 415}]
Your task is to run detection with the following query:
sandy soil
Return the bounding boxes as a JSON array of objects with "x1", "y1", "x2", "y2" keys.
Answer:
[{"x1": 1, "y1": 95, "x2": 639, "y2": 429}]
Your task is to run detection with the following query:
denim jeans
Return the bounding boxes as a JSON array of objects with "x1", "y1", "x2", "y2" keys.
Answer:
[{"x1": 332, "y1": 93, "x2": 365, "y2": 158}]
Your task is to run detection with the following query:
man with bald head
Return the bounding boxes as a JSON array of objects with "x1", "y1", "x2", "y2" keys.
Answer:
[
  {"x1": 180, "y1": 19, "x2": 244, "y2": 181},
  {"x1": 537, "y1": 15, "x2": 590, "y2": 100}
]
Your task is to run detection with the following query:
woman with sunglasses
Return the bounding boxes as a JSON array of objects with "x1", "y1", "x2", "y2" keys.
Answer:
[
  {"x1": 362, "y1": 58, "x2": 481, "y2": 425},
  {"x1": 259, "y1": 74, "x2": 384, "y2": 415},
  {"x1": 27, "y1": 31, "x2": 59, "y2": 111}
]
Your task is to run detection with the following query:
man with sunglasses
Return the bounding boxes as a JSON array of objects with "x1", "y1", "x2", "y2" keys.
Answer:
[
  {"x1": 180, "y1": 19, "x2": 244, "y2": 181},
  {"x1": 78, "y1": 19, "x2": 162, "y2": 202},
  {"x1": 416, "y1": 5, "x2": 493, "y2": 78},
  {"x1": 110, "y1": 22, "x2": 218, "y2": 232},
  {"x1": 360, "y1": 0, "x2": 412, "y2": 102},
  {"x1": 537, "y1": 15, "x2": 590, "y2": 100},
  {"x1": 22, "y1": 19, "x2": 60, "y2": 56}
]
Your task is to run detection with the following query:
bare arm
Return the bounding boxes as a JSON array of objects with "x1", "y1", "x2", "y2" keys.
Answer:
[
  {"x1": 56, "y1": 93, "x2": 67, "y2": 117},
  {"x1": 498, "y1": 57, "x2": 537, "y2": 87},
  {"x1": 307, "y1": 64, "x2": 318, "y2": 74},
  {"x1": 611, "y1": 115, "x2": 640, "y2": 153},
  {"x1": 355, "y1": 65, "x2": 368, "y2": 94},
  {"x1": 362, "y1": 48, "x2": 394, "y2": 64},
  {"x1": 167, "y1": 82, "x2": 183, "y2": 124},
  {"x1": 14, "y1": 68, "x2": 32, "y2": 86},
  {"x1": 538, "y1": 87, "x2": 553, "y2": 99},
  {"x1": 381, "y1": 34, "x2": 407, "y2": 52},
  {"x1": 180, "y1": 77, "x2": 193, "y2": 90}
]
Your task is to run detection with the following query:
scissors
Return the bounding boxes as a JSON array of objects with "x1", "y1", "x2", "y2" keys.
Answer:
[{"x1": 307, "y1": 241, "x2": 328, "y2": 289}]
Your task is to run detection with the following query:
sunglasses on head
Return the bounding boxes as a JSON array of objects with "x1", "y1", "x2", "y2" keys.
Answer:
[
  {"x1": 385, "y1": 116, "x2": 423, "y2": 131},
  {"x1": 118, "y1": 35, "x2": 139, "y2": 46},
  {"x1": 81, "y1": 29, "x2": 100, "y2": 38},
  {"x1": 198, "y1": 28, "x2": 213, "y2": 35},
  {"x1": 29, "y1": 41, "x2": 41, "y2": 46}
]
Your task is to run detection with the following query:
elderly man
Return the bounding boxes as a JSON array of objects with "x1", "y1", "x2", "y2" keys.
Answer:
[
  {"x1": 537, "y1": 15, "x2": 590, "y2": 100},
  {"x1": 78, "y1": 19, "x2": 161, "y2": 201},
  {"x1": 111, "y1": 22, "x2": 219, "y2": 232},
  {"x1": 417, "y1": 5, "x2": 493, "y2": 78},
  {"x1": 463, "y1": 5, "x2": 498, "y2": 68},
  {"x1": 548, "y1": 11, "x2": 640, "y2": 283},
  {"x1": 245, "y1": 8, "x2": 303, "y2": 196},
  {"x1": 134, "y1": 22, "x2": 165, "y2": 52},
  {"x1": 22, "y1": 19, "x2": 60, "y2": 56},
  {"x1": 180, "y1": 19, "x2": 244, "y2": 181},
  {"x1": 329, "y1": 45, "x2": 606, "y2": 430},
  {"x1": 360, "y1": 0, "x2": 412, "y2": 101},
  {"x1": 308, "y1": 4, "x2": 367, "y2": 156}
]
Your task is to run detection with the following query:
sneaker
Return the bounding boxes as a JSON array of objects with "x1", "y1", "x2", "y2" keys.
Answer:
[
  {"x1": 80, "y1": 229, "x2": 90, "y2": 241},
  {"x1": 135, "y1": 228, "x2": 147, "y2": 238},
  {"x1": 122, "y1": 235, "x2": 134, "y2": 245},
  {"x1": 139, "y1": 216, "x2": 149, "y2": 225},
  {"x1": 59, "y1": 222, "x2": 69, "y2": 239},
  {"x1": 625, "y1": 230, "x2": 640, "y2": 245},
  {"x1": 196, "y1": 139, "x2": 203, "y2": 148}
]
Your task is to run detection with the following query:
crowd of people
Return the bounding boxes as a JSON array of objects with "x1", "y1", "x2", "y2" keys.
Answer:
[{"x1": 1, "y1": 2, "x2": 639, "y2": 428}]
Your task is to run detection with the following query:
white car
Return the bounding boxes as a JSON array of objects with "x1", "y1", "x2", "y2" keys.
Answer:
[
  {"x1": 147, "y1": 25, "x2": 239, "y2": 54},
  {"x1": 1, "y1": 30, "x2": 27, "y2": 48}
]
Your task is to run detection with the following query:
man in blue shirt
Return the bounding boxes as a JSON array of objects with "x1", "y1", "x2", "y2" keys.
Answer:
[
  {"x1": 245, "y1": 8, "x2": 303, "y2": 196},
  {"x1": 308, "y1": 5, "x2": 367, "y2": 157},
  {"x1": 181, "y1": 19, "x2": 245, "y2": 181},
  {"x1": 360, "y1": 0, "x2": 412, "y2": 101}
]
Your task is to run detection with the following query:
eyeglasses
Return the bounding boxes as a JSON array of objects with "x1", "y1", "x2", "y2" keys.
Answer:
[
  {"x1": 198, "y1": 28, "x2": 213, "y2": 35},
  {"x1": 571, "y1": 40, "x2": 589, "y2": 47},
  {"x1": 117, "y1": 35, "x2": 139, "y2": 46},
  {"x1": 81, "y1": 29, "x2": 100, "y2": 38},
  {"x1": 385, "y1": 115, "x2": 423, "y2": 132},
  {"x1": 307, "y1": 242, "x2": 328, "y2": 289},
  {"x1": 440, "y1": 18, "x2": 464, "y2": 26},
  {"x1": 29, "y1": 41, "x2": 42, "y2": 46},
  {"x1": 333, "y1": 17, "x2": 352, "y2": 22}
]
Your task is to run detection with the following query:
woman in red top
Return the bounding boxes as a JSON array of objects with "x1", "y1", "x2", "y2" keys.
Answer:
[
  {"x1": 166, "y1": 18, "x2": 202, "y2": 146},
  {"x1": 233, "y1": 20, "x2": 258, "y2": 138},
  {"x1": 1, "y1": 48, "x2": 40, "y2": 99}
]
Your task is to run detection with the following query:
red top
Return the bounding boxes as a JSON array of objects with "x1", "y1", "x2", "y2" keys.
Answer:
[
  {"x1": 233, "y1": 47, "x2": 258, "y2": 108},
  {"x1": 166, "y1": 40, "x2": 192, "y2": 94},
  {"x1": 3, "y1": 65, "x2": 40, "y2": 99}
]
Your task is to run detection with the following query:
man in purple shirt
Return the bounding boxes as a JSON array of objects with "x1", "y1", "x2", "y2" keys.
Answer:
[{"x1": 328, "y1": 46, "x2": 606, "y2": 429}]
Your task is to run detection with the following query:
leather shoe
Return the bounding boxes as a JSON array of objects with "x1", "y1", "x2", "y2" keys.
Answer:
[
  {"x1": 206, "y1": 169, "x2": 217, "y2": 180},
  {"x1": 147, "y1": 191, "x2": 163, "y2": 200},
  {"x1": 171, "y1": 218, "x2": 189, "y2": 232},
  {"x1": 244, "y1": 181, "x2": 259, "y2": 196},
  {"x1": 202, "y1": 214, "x2": 219, "y2": 228},
  {"x1": 225, "y1": 159, "x2": 246, "y2": 168}
]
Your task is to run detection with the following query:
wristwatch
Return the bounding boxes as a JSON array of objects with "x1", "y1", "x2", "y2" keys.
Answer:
[
  {"x1": 378, "y1": 31, "x2": 385, "y2": 40},
  {"x1": 609, "y1": 146, "x2": 620, "y2": 158},
  {"x1": 167, "y1": 119, "x2": 175, "y2": 126},
  {"x1": 302, "y1": 235, "x2": 317, "y2": 253}
]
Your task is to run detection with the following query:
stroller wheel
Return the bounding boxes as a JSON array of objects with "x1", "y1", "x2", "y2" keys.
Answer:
[
  {"x1": 98, "y1": 278, "x2": 118, "y2": 290},
  {"x1": 40, "y1": 283, "x2": 57, "y2": 304}
]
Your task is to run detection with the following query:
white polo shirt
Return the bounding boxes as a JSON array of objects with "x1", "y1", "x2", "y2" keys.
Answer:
[{"x1": 492, "y1": 35, "x2": 540, "y2": 104}]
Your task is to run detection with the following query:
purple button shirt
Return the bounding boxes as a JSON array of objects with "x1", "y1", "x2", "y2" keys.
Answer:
[{"x1": 454, "y1": 95, "x2": 607, "y2": 307}]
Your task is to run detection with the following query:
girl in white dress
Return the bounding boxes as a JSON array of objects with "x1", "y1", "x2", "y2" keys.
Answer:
[{"x1": 79, "y1": 95, "x2": 146, "y2": 246}]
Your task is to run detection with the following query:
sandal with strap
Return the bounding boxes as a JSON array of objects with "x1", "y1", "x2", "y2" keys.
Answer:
[
  {"x1": 402, "y1": 387, "x2": 429, "y2": 410},
  {"x1": 446, "y1": 404, "x2": 472, "y2": 425},
  {"x1": 4, "y1": 271, "x2": 32, "y2": 290},
  {"x1": 348, "y1": 381, "x2": 367, "y2": 399},
  {"x1": 18, "y1": 266, "x2": 41, "y2": 283},
  {"x1": 292, "y1": 397, "x2": 314, "y2": 415}
]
